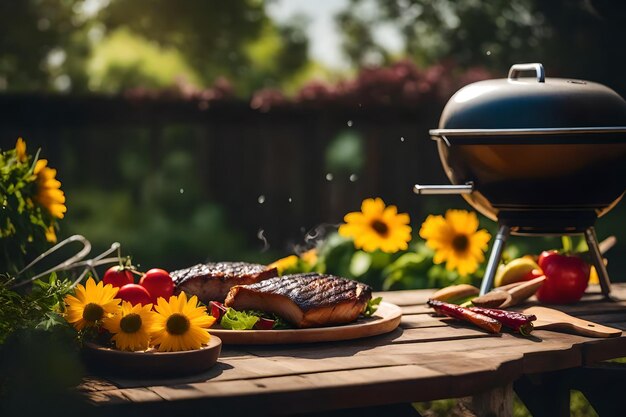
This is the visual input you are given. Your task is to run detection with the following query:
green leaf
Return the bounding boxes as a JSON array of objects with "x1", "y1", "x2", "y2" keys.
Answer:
[
  {"x1": 363, "y1": 297, "x2": 382, "y2": 317},
  {"x1": 317, "y1": 233, "x2": 356, "y2": 277},
  {"x1": 349, "y1": 251, "x2": 372, "y2": 277},
  {"x1": 383, "y1": 252, "x2": 428, "y2": 276},
  {"x1": 220, "y1": 308, "x2": 260, "y2": 330},
  {"x1": 36, "y1": 312, "x2": 67, "y2": 331}
]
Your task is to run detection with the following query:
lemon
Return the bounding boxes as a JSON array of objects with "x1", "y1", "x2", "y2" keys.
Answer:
[{"x1": 494, "y1": 257, "x2": 540, "y2": 287}]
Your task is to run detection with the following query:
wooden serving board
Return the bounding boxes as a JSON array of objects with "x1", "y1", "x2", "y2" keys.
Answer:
[
  {"x1": 209, "y1": 301, "x2": 402, "y2": 345},
  {"x1": 523, "y1": 306, "x2": 622, "y2": 338}
]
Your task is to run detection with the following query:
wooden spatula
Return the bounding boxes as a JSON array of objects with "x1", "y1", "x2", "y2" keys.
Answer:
[{"x1": 522, "y1": 306, "x2": 622, "y2": 338}]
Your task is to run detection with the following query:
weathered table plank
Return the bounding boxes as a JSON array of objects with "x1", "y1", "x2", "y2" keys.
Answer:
[{"x1": 79, "y1": 284, "x2": 626, "y2": 416}]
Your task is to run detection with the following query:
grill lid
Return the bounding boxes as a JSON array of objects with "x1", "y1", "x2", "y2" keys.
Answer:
[{"x1": 431, "y1": 63, "x2": 626, "y2": 141}]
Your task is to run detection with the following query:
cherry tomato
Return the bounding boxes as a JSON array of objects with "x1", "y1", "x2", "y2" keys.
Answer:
[
  {"x1": 117, "y1": 284, "x2": 152, "y2": 306},
  {"x1": 102, "y1": 266, "x2": 134, "y2": 288},
  {"x1": 139, "y1": 268, "x2": 174, "y2": 303},
  {"x1": 209, "y1": 301, "x2": 227, "y2": 320},
  {"x1": 535, "y1": 251, "x2": 590, "y2": 304}
]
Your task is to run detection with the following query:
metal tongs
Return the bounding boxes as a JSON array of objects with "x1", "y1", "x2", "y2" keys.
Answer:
[{"x1": 9, "y1": 235, "x2": 124, "y2": 289}]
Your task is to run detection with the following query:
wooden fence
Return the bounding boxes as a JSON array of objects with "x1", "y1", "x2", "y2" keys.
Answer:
[{"x1": 0, "y1": 94, "x2": 468, "y2": 255}]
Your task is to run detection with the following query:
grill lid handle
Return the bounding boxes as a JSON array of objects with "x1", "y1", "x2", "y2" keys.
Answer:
[
  {"x1": 508, "y1": 63, "x2": 545, "y2": 83},
  {"x1": 413, "y1": 183, "x2": 474, "y2": 195}
]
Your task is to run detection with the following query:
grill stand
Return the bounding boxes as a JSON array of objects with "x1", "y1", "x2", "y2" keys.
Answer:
[{"x1": 479, "y1": 226, "x2": 612, "y2": 298}]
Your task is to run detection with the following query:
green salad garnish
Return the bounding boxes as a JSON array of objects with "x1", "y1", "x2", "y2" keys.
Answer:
[{"x1": 363, "y1": 297, "x2": 382, "y2": 317}]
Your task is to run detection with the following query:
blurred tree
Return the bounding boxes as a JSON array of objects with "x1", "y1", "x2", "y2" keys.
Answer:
[
  {"x1": 336, "y1": 0, "x2": 626, "y2": 94},
  {"x1": 0, "y1": 0, "x2": 91, "y2": 92},
  {"x1": 99, "y1": 0, "x2": 309, "y2": 94},
  {"x1": 0, "y1": 0, "x2": 309, "y2": 95}
]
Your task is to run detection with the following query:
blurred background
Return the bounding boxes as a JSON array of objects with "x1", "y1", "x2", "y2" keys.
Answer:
[{"x1": 2, "y1": 0, "x2": 626, "y2": 281}]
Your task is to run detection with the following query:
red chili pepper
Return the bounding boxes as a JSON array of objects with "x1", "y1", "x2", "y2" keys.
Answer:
[
  {"x1": 254, "y1": 317, "x2": 275, "y2": 330},
  {"x1": 427, "y1": 299, "x2": 502, "y2": 334},
  {"x1": 468, "y1": 306, "x2": 536, "y2": 336}
]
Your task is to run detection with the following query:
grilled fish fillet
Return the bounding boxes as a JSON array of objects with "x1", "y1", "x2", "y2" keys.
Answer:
[
  {"x1": 172, "y1": 262, "x2": 278, "y2": 303},
  {"x1": 224, "y1": 273, "x2": 372, "y2": 328}
]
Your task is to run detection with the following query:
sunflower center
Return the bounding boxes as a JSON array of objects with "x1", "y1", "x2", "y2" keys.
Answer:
[
  {"x1": 452, "y1": 235, "x2": 469, "y2": 252},
  {"x1": 82, "y1": 303, "x2": 104, "y2": 322},
  {"x1": 166, "y1": 313, "x2": 190, "y2": 335},
  {"x1": 370, "y1": 219, "x2": 389, "y2": 237},
  {"x1": 120, "y1": 313, "x2": 142, "y2": 333}
]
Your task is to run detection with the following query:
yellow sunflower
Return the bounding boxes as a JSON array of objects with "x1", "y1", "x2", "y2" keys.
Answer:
[
  {"x1": 419, "y1": 209, "x2": 491, "y2": 276},
  {"x1": 151, "y1": 292, "x2": 216, "y2": 352},
  {"x1": 64, "y1": 278, "x2": 121, "y2": 331},
  {"x1": 268, "y1": 255, "x2": 298, "y2": 275},
  {"x1": 338, "y1": 198, "x2": 412, "y2": 253},
  {"x1": 103, "y1": 301, "x2": 156, "y2": 351},
  {"x1": 300, "y1": 248, "x2": 318, "y2": 266},
  {"x1": 15, "y1": 137, "x2": 27, "y2": 162},
  {"x1": 45, "y1": 225, "x2": 57, "y2": 243},
  {"x1": 33, "y1": 158, "x2": 67, "y2": 219}
]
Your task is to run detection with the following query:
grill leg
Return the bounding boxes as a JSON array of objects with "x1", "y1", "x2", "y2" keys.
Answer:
[
  {"x1": 480, "y1": 225, "x2": 510, "y2": 296},
  {"x1": 584, "y1": 226, "x2": 612, "y2": 298}
]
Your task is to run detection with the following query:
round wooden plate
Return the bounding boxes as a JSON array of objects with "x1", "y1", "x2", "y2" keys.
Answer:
[
  {"x1": 82, "y1": 335, "x2": 222, "y2": 377},
  {"x1": 209, "y1": 302, "x2": 402, "y2": 344}
]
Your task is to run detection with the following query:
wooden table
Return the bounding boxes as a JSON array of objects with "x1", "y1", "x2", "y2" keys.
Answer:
[{"x1": 79, "y1": 284, "x2": 626, "y2": 417}]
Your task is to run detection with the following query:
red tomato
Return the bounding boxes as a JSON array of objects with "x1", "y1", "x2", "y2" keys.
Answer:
[
  {"x1": 102, "y1": 266, "x2": 134, "y2": 288},
  {"x1": 535, "y1": 251, "x2": 590, "y2": 304},
  {"x1": 117, "y1": 284, "x2": 152, "y2": 306},
  {"x1": 139, "y1": 268, "x2": 174, "y2": 303},
  {"x1": 522, "y1": 268, "x2": 544, "y2": 281}
]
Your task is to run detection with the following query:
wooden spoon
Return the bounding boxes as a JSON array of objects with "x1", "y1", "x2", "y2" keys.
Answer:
[
  {"x1": 471, "y1": 291, "x2": 512, "y2": 308},
  {"x1": 522, "y1": 306, "x2": 622, "y2": 338},
  {"x1": 499, "y1": 276, "x2": 546, "y2": 308}
]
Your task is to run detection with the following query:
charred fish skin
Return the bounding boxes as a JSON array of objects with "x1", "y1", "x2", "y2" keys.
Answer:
[
  {"x1": 245, "y1": 273, "x2": 371, "y2": 311},
  {"x1": 225, "y1": 273, "x2": 373, "y2": 328},
  {"x1": 172, "y1": 262, "x2": 278, "y2": 303},
  {"x1": 171, "y1": 262, "x2": 275, "y2": 286}
]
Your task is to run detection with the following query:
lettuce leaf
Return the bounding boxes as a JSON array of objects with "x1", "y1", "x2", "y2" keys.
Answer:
[
  {"x1": 220, "y1": 308, "x2": 260, "y2": 330},
  {"x1": 363, "y1": 297, "x2": 382, "y2": 317}
]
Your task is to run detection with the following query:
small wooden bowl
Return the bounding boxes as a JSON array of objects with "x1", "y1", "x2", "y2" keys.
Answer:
[{"x1": 82, "y1": 336, "x2": 222, "y2": 377}]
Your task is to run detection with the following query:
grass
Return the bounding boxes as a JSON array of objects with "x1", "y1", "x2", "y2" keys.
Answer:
[{"x1": 413, "y1": 391, "x2": 598, "y2": 417}]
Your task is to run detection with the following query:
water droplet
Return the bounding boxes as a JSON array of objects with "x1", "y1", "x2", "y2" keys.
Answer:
[
  {"x1": 179, "y1": 188, "x2": 184, "y2": 194},
  {"x1": 486, "y1": 50, "x2": 492, "y2": 56},
  {"x1": 325, "y1": 173, "x2": 334, "y2": 181},
  {"x1": 258, "y1": 195, "x2": 265, "y2": 204},
  {"x1": 349, "y1": 174, "x2": 358, "y2": 182},
  {"x1": 347, "y1": 120, "x2": 353, "y2": 127},
  {"x1": 400, "y1": 136, "x2": 405, "y2": 142},
  {"x1": 288, "y1": 197, "x2": 293, "y2": 203}
]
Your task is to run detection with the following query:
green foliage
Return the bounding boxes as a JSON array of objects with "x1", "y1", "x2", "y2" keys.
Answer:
[
  {"x1": 99, "y1": 0, "x2": 309, "y2": 95},
  {"x1": 0, "y1": 0, "x2": 90, "y2": 92},
  {"x1": 363, "y1": 296, "x2": 382, "y2": 317},
  {"x1": 336, "y1": 0, "x2": 626, "y2": 94},
  {"x1": 61, "y1": 129, "x2": 251, "y2": 270},
  {"x1": 220, "y1": 308, "x2": 260, "y2": 330},
  {"x1": 0, "y1": 140, "x2": 61, "y2": 276},
  {"x1": 0, "y1": 0, "x2": 310, "y2": 95},
  {"x1": 87, "y1": 28, "x2": 202, "y2": 92},
  {"x1": 325, "y1": 131, "x2": 365, "y2": 175},
  {"x1": 0, "y1": 273, "x2": 74, "y2": 345},
  {"x1": 310, "y1": 232, "x2": 484, "y2": 291}
]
